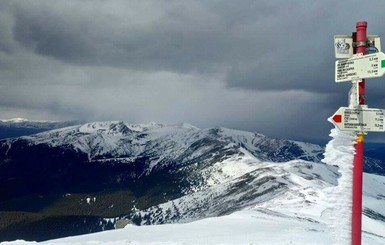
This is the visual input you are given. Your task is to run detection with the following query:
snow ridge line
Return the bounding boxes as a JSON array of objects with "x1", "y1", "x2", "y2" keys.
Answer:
[{"x1": 322, "y1": 127, "x2": 356, "y2": 245}]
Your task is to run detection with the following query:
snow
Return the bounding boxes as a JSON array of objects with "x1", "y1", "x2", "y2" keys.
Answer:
[
  {"x1": 205, "y1": 148, "x2": 259, "y2": 186},
  {"x1": 0, "y1": 211, "x2": 333, "y2": 245},
  {"x1": 3, "y1": 206, "x2": 384, "y2": 245},
  {"x1": 86, "y1": 197, "x2": 96, "y2": 205},
  {"x1": 1, "y1": 122, "x2": 385, "y2": 244},
  {"x1": 322, "y1": 126, "x2": 356, "y2": 245}
]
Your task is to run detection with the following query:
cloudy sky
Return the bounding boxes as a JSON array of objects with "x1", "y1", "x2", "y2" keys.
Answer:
[{"x1": 1, "y1": 0, "x2": 385, "y2": 144}]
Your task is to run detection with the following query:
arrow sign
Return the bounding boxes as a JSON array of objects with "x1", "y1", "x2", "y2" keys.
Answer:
[
  {"x1": 330, "y1": 107, "x2": 385, "y2": 132},
  {"x1": 335, "y1": 52, "x2": 385, "y2": 82}
]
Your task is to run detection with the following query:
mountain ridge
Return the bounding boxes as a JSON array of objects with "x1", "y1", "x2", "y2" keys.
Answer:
[
  {"x1": 0, "y1": 121, "x2": 384, "y2": 242},
  {"x1": 5, "y1": 121, "x2": 324, "y2": 163}
]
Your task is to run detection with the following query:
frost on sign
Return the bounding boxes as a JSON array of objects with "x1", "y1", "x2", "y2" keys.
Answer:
[{"x1": 335, "y1": 52, "x2": 385, "y2": 82}]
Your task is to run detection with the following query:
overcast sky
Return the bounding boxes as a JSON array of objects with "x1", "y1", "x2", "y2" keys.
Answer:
[{"x1": 1, "y1": 0, "x2": 385, "y2": 144}]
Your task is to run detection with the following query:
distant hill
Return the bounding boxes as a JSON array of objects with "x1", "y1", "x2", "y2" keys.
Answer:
[{"x1": 0, "y1": 118, "x2": 82, "y2": 139}]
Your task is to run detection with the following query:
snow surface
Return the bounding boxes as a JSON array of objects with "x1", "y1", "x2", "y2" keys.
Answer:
[
  {"x1": 2, "y1": 202, "x2": 384, "y2": 245},
  {"x1": 1, "y1": 124, "x2": 385, "y2": 244}
]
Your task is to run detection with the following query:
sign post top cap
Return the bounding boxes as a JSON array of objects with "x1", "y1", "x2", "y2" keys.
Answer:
[{"x1": 356, "y1": 21, "x2": 367, "y2": 27}]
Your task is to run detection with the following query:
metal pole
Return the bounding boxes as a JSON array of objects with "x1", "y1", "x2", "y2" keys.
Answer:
[{"x1": 352, "y1": 21, "x2": 367, "y2": 245}]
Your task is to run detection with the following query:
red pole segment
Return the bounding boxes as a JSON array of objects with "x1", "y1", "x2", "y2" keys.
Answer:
[
  {"x1": 356, "y1": 21, "x2": 367, "y2": 104},
  {"x1": 352, "y1": 134, "x2": 364, "y2": 245},
  {"x1": 352, "y1": 21, "x2": 367, "y2": 245}
]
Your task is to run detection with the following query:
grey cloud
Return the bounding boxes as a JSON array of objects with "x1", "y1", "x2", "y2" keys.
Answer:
[
  {"x1": 12, "y1": 2, "x2": 98, "y2": 64},
  {"x1": 0, "y1": 16, "x2": 16, "y2": 54},
  {"x1": 5, "y1": 1, "x2": 325, "y2": 75},
  {"x1": 10, "y1": 0, "x2": 385, "y2": 94}
]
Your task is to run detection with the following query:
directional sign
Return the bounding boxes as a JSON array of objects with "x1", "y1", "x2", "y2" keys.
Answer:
[
  {"x1": 335, "y1": 52, "x2": 385, "y2": 82},
  {"x1": 330, "y1": 107, "x2": 385, "y2": 132}
]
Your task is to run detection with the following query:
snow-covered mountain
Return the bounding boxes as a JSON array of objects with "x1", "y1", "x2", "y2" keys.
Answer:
[
  {"x1": 6, "y1": 121, "x2": 324, "y2": 162},
  {"x1": 0, "y1": 121, "x2": 384, "y2": 244},
  {"x1": 0, "y1": 118, "x2": 82, "y2": 139}
]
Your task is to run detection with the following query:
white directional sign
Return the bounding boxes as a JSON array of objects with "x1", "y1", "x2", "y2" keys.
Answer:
[
  {"x1": 335, "y1": 52, "x2": 385, "y2": 82},
  {"x1": 330, "y1": 107, "x2": 385, "y2": 132}
]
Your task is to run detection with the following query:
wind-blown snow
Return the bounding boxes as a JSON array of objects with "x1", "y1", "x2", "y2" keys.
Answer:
[{"x1": 322, "y1": 126, "x2": 356, "y2": 245}]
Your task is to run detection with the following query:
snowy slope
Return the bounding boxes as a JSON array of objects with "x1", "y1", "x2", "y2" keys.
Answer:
[
  {"x1": 0, "y1": 123, "x2": 384, "y2": 244},
  {"x1": 42, "y1": 193, "x2": 385, "y2": 245},
  {"x1": 43, "y1": 125, "x2": 385, "y2": 245},
  {"x1": 3, "y1": 165, "x2": 385, "y2": 244},
  {"x1": 127, "y1": 160, "x2": 338, "y2": 226}
]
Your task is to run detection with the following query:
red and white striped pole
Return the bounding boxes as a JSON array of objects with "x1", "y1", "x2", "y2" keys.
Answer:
[{"x1": 352, "y1": 21, "x2": 367, "y2": 245}]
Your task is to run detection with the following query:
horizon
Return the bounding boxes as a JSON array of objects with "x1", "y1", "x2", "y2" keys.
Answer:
[{"x1": 2, "y1": 116, "x2": 385, "y2": 147}]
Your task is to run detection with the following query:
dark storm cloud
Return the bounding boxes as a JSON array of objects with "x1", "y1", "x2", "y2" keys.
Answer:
[
  {"x1": 5, "y1": 3, "x2": 316, "y2": 75},
  {"x1": 9, "y1": 0, "x2": 228, "y2": 70},
  {"x1": 1, "y1": 0, "x2": 385, "y2": 143},
  {"x1": 6, "y1": 1, "x2": 294, "y2": 77},
  {"x1": 7, "y1": 1, "x2": 385, "y2": 91},
  {"x1": 11, "y1": 1, "x2": 104, "y2": 65}
]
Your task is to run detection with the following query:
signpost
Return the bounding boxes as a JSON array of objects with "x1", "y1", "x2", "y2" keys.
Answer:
[
  {"x1": 332, "y1": 21, "x2": 385, "y2": 245},
  {"x1": 335, "y1": 52, "x2": 385, "y2": 82}
]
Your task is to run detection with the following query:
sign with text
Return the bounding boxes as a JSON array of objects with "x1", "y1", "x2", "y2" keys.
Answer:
[
  {"x1": 335, "y1": 52, "x2": 385, "y2": 82},
  {"x1": 330, "y1": 107, "x2": 385, "y2": 132}
]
